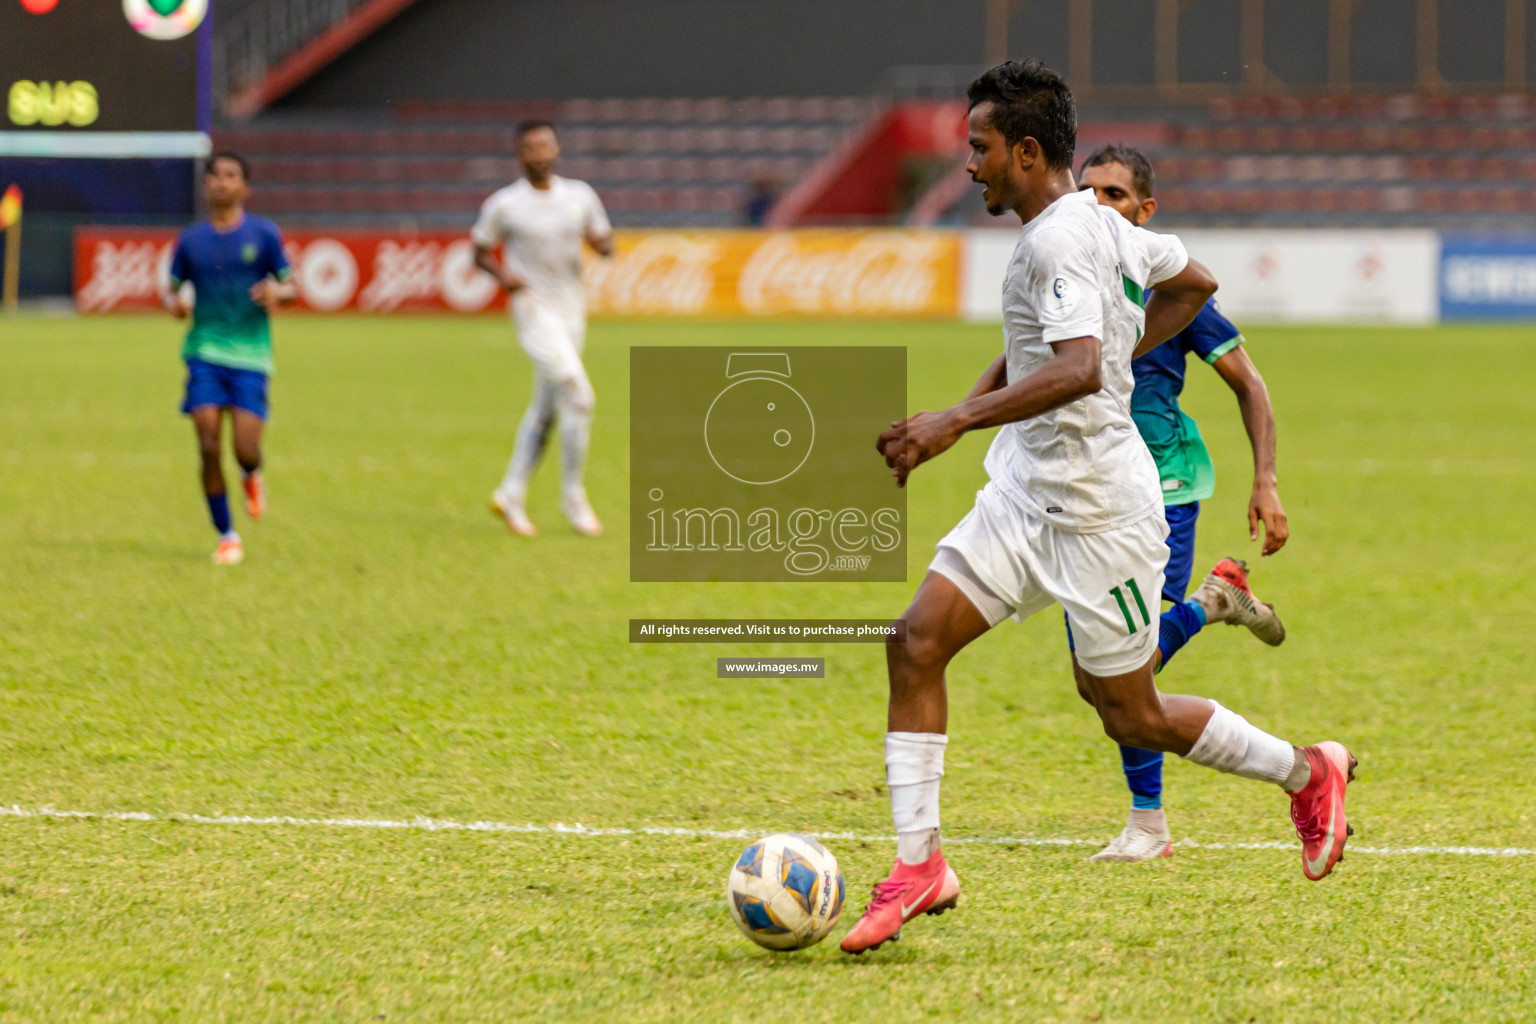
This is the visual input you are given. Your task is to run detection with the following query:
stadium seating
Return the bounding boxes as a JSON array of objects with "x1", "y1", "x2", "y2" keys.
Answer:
[
  {"x1": 1074, "y1": 93, "x2": 1536, "y2": 229},
  {"x1": 216, "y1": 98, "x2": 874, "y2": 228},
  {"x1": 219, "y1": 92, "x2": 1536, "y2": 230}
]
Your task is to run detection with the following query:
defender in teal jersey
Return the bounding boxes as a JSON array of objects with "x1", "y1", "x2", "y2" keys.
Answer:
[
  {"x1": 1078, "y1": 146, "x2": 1290, "y2": 862},
  {"x1": 163, "y1": 152, "x2": 296, "y2": 565}
]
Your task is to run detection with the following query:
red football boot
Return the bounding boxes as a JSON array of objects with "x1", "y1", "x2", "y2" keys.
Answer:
[
  {"x1": 243, "y1": 471, "x2": 266, "y2": 521},
  {"x1": 1191, "y1": 557, "x2": 1286, "y2": 646},
  {"x1": 1290, "y1": 741, "x2": 1357, "y2": 881},
  {"x1": 840, "y1": 850, "x2": 960, "y2": 954}
]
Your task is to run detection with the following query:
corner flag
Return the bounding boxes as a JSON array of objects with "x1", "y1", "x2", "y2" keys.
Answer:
[
  {"x1": 0, "y1": 185, "x2": 20, "y2": 230},
  {"x1": 2, "y1": 185, "x2": 20, "y2": 314}
]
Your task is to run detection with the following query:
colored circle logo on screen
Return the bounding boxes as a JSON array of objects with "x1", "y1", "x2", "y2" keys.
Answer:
[
  {"x1": 122, "y1": 0, "x2": 208, "y2": 39},
  {"x1": 19, "y1": 0, "x2": 61, "y2": 14}
]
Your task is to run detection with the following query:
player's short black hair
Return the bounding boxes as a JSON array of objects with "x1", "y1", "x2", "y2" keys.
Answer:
[
  {"x1": 515, "y1": 119, "x2": 557, "y2": 139},
  {"x1": 966, "y1": 59, "x2": 1076, "y2": 171},
  {"x1": 206, "y1": 151, "x2": 250, "y2": 181},
  {"x1": 1080, "y1": 144, "x2": 1156, "y2": 199}
]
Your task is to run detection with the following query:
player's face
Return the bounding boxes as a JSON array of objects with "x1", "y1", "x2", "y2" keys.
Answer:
[
  {"x1": 965, "y1": 102, "x2": 1023, "y2": 216},
  {"x1": 203, "y1": 158, "x2": 249, "y2": 209},
  {"x1": 517, "y1": 127, "x2": 560, "y2": 180},
  {"x1": 1080, "y1": 162, "x2": 1157, "y2": 226}
]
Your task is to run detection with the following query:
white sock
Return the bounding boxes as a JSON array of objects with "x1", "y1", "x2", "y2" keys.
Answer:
[
  {"x1": 886, "y1": 731, "x2": 946, "y2": 864},
  {"x1": 1182, "y1": 701, "x2": 1298, "y2": 787},
  {"x1": 1127, "y1": 807, "x2": 1168, "y2": 835}
]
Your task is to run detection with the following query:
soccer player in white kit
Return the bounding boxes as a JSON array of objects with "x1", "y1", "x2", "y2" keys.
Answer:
[
  {"x1": 840, "y1": 61, "x2": 1357, "y2": 955},
  {"x1": 473, "y1": 119, "x2": 613, "y2": 537}
]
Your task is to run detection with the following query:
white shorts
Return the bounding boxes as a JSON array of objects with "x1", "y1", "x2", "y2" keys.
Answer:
[
  {"x1": 930, "y1": 481, "x2": 1169, "y2": 677},
  {"x1": 513, "y1": 300, "x2": 587, "y2": 384}
]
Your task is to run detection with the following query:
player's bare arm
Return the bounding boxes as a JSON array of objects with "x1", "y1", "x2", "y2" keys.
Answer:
[
  {"x1": 473, "y1": 244, "x2": 527, "y2": 293},
  {"x1": 962, "y1": 353, "x2": 1008, "y2": 401},
  {"x1": 878, "y1": 336, "x2": 1101, "y2": 486},
  {"x1": 164, "y1": 284, "x2": 191, "y2": 319},
  {"x1": 249, "y1": 276, "x2": 297, "y2": 310},
  {"x1": 1135, "y1": 258, "x2": 1217, "y2": 358},
  {"x1": 584, "y1": 229, "x2": 614, "y2": 258},
  {"x1": 1212, "y1": 345, "x2": 1289, "y2": 554}
]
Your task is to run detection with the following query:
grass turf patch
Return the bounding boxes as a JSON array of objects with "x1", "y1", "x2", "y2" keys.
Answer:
[{"x1": 1, "y1": 314, "x2": 1534, "y2": 1021}]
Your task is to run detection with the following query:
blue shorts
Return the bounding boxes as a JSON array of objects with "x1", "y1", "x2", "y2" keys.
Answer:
[
  {"x1": 180, "y1": 358, "x2": 269, "y2": 420},
  {"x1": 1064, "y1": 500, "x2": 1200, "y2": 656},
  {"x1": 1161, "y1": 501, "x2": 1200, "y2": 603}
]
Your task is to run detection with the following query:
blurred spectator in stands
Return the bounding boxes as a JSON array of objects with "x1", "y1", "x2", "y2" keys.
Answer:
[{"x1": 743, "y1": 174, "x2": 780, "y2": 226}]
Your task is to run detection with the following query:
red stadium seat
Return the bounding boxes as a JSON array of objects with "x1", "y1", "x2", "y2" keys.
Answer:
[
  {"x1": 1492, "y1": 188, "x2": 1521, "y2": 213},
  {"x1": 1228, "y1": 186, "x2": 1265, "y2": 214},
  {"x1": 664, "y1": 128, "x2": 700, "y2": 153},
  {"x1": 762, "y1": 98, "x2": 796, "y2": 122},
  {"x1": 1469, "y1": 126, "x2": 1500, "y2": 152},
  {"x1": 696, "y1": 98, "x2": 733, "y2": 123},
  {"x1": 632, "y1": 127, "x2": 665, "y2": 154},
  {"x1": 594, "y1": 98, "x2": 630, "y2": 122},
  {"x1": 1445, "y1": 158, "x2": 1478, "y2": 182},
  {"x1": 1484, "y1": 157, "x2": 1516, "y2": 182},
  {"x1": 1283, "y1": 128, "x2": 1320, "y2": 152},
  {"x1": 698, "y1": 127, "x2": 733, "y2": 153},
  {"x1": 1452, "y1": 190, "x2": 1487, "y2": 214},
  {"x1": 1214, "y1": 127, "x2": 1246, "y2": 151},
  {"x1": 630, "y1": 98, "x2": 664, "y2": 122},
  {"x1": 704, "y1": 157, "x2": 743, "y2": 182}
]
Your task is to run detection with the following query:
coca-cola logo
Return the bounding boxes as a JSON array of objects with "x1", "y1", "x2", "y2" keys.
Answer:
[
  {"x1": 738, "y1": 233, "x2": 948, "y2": 315},
  {"x1": 587, "y1": 234, "x2": 720, "y2": 314}
]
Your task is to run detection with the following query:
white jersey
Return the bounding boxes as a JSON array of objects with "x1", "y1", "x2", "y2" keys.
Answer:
[
  {"x1": 470, "y1": 176, "x2": 610, "y2": 316},
  {"x1": 983, "y1": 187, "x2": 1189, "y2": 533}
]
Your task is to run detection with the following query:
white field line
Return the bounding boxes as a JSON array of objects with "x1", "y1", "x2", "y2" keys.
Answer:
[{"x1": 3, "y1": 804, "x2": 1533, "y2": 859}]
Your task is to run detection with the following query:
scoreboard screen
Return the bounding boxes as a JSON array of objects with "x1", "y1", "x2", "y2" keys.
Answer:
[{"x1": 0, "y1": 0, "x2": 209, "y2": 154}]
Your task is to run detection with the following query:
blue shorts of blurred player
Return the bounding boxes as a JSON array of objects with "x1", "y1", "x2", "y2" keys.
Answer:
[
  {"x1": 180, "y1": 357, "x2": 269, "y2": 420},
  {"x1": 1160, "y1": 501, "x2": 1200, "y2": 603}
]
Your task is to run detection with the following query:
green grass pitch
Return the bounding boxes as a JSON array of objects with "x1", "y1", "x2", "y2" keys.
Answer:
[{"x1": 1, "y1": 313, "x2": 1533, "y2": 1022}]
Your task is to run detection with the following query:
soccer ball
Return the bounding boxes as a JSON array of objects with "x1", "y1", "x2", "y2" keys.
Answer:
[{"x1": 725, "y1": 833, "x2": 845, "y2": 951}]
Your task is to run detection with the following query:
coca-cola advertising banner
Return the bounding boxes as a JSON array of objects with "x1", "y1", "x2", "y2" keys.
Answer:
[{"x1": 74, "y1": 228, "x2": 962, "y2": 317}]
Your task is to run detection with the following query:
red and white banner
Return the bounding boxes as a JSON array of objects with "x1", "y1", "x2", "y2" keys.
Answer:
[
  {"x1": 73, "y1": 227, "x2": 962, "y2": 317},
  {"x1": 74, "y1": 229, "x2": 508, "y2": 313}
]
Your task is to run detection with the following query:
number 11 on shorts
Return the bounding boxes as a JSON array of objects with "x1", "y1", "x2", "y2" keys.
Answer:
[{"x1": 1110, "y1": 578, "x2": 1152, "y2": 634}]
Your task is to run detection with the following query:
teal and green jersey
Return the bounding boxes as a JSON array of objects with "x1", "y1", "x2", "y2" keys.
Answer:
[
  {"x1": 1130, "y1": 297, "x2": 1244, "y2": 507},
  {"x1": 168, "y1": 214, "x2": 291, "y2": 375}
]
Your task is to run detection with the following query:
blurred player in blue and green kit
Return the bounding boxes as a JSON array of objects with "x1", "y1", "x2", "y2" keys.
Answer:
[
  {"x1": 1077, "y1": 145, "x2": 1290, "y2": 861},
  {"x1": 162, "y1": 152, "x2": 296, "y2": 565}
]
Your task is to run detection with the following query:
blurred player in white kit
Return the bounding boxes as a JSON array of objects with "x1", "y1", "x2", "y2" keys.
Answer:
[{"x1": 473, "y1": 119, "x2": 614, "y2": 537}]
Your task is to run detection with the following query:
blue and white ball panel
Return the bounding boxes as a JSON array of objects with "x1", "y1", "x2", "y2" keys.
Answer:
[{"x1": 725, "y1": 833, "x2": 844, "y2": 951}]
